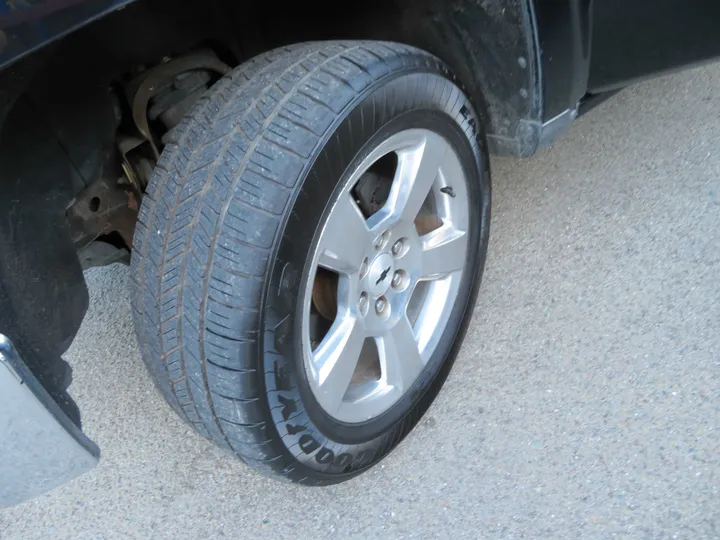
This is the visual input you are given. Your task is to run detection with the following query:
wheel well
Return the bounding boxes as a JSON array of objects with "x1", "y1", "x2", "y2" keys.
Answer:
[
  {"x1": 3, "y1": 0, "x2": 541, "y2": 165},
  {"x1": 0, "y1": 0, "x2": 538, "y2": 418}
]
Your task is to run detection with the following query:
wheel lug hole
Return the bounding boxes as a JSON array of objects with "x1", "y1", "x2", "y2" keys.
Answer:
[
  {"x1": 360, "y1": 257, "x2": 369, "y2": 279},
  {"x1": 358, "y1": 292, "x2": 369, "y2": 315},
  {"x1": 374, "y1": 231, "x2": 389, "y2": 251},
  {"x1": 391, "y1": 270, "x2": 407, "y2": 290},
  {"x1": 391, "y1": 238, "x2": 407, "y2": 257},
  {"x1": 375, "y1": 296, "x2": 388, "y2": 315}
]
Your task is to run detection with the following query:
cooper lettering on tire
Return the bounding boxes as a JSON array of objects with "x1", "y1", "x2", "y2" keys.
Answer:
[{"x1": 132, "y1": 40, "x2": 491, "y2": 484}]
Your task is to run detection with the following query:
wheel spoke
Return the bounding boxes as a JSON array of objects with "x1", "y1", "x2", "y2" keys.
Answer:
[
  {"x1": 368, "y1": 132, "x2": 448, "y2": 232},
  {"x1": 378, "y1": 316, "x2": 425, "y2": 393},
  {"x1": 420, "y1": 227, "x2": 468, "y2": 279},
  {"x1": 313, "y1": 316, "x2": 366, "y2": 414},
  {"x1": 318, "y1": 193, "x2": 371, "y2": 273}
]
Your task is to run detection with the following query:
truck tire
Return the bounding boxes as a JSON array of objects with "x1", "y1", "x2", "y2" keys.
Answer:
[{"x1": 131, "y1": 41, "x2": 491, "y2": 484}]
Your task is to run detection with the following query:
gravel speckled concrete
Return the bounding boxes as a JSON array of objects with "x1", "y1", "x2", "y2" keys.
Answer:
[{"x1": 2, "y1": 64, "x2": 720, "y2": 539}]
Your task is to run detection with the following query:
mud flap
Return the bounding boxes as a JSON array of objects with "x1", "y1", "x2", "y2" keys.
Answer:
[{"x1": 0, "y1": 335, "x2": 99, "y2": 508}]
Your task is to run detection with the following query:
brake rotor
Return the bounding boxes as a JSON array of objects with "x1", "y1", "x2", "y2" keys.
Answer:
[{"x1": 312, "y1": 268, "x2": 338, "y2": 321}]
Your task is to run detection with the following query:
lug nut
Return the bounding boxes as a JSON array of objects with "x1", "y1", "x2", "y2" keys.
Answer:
[
  {"x1": 375, "y1": 297, "x2": 387, "y2": 315},
  {"x1": 391, "y1": 271, "x2": 403, "y2": 288},
  {"x1": 391, "y1": 239, "x2": 404, "y2": 256}
]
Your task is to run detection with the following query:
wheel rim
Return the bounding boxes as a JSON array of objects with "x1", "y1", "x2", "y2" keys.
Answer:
[{"x1": 302, "y1": 128, "x2": 470, "y2": 423}]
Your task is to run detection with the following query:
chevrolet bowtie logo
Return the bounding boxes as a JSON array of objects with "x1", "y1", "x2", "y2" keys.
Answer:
[{"x1": 376, "y1": 266, "x2": 391, "y2": 286}]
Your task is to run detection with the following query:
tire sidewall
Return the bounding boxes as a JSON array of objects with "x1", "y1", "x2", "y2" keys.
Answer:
[{"x1": 261, "y1": 69, "x2": 490, "y2": 479}]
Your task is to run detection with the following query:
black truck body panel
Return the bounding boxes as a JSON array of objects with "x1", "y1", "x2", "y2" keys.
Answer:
[{"x1": 589, "y1": 0, "x2": 720, "y2": 93}]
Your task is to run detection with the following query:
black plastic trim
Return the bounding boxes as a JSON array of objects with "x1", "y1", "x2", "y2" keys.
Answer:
[{"x1": 534, "y1": 0, "x2": 592, "y2": 121}]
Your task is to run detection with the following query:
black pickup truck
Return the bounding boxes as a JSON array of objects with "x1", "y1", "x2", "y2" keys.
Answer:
[{"x1": 1, "y1": 0, "x2": 718, "y2": 506}]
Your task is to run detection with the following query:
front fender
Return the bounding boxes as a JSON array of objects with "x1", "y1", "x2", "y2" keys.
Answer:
[{"x1": 0, "y1": 0, "x2": 137, "y2": 70}]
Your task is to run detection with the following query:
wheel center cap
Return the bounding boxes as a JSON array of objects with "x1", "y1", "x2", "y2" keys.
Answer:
[{"x1": 367, "y1": 253, "x2": 395, "y2": 296}]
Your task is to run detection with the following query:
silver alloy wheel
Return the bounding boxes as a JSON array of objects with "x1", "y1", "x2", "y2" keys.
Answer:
[{"x1": 302, "y1": 128, "x2": 470, "y2": 423}]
